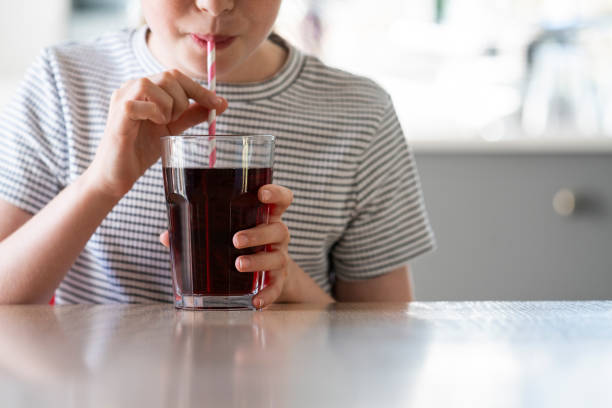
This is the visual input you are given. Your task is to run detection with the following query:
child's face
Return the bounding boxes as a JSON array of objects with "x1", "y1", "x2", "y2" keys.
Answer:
[{"x1": 143, "y1": 0, "x2": 282, "y2": 81}]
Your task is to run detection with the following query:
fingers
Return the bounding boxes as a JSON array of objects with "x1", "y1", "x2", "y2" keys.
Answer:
[
  {"x1": 128, "y1": 77, "x2": 174, "y2": 122},
  {"x1": 125, "y1": 100, "x2": 166, "y2": 124},
  {"x1": 233, "y1": 222, "x2": 290, "y2": 249},
  {"x1": 148, "y1": 70, "x2": 225, "y2": 119},
  {"x1": 167, "y1": 103, "x2": 210, "y2": 135},
  {"x1": 258, "y1": 185, "x2": 293, "y2": 223},
  {"x1": 155, "y1": 72, "x2": 190, "y2": 122},
  {"x1": 152, "y1": 70, "x2": 228, "y2": 121},
  {"x1": 170, "y1": 69, "x2": 224, "y2": 109},
  {"x1": 235, "y1": 250, "x2": 289, "y2": 273},
  {"x1": 159, "y1": 231, "x2": 169, "y2": 248},
  {"x1": 113, "y1": 70, "x2": 228, "y2": 134},
  {"x1": 253, "y1": 270, "x2": 286, "y2": 309}
]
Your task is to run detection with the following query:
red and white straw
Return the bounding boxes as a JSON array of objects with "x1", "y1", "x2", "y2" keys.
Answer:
[{"x1": 207, "y1": 40, "x2": 217, "y2": 167}]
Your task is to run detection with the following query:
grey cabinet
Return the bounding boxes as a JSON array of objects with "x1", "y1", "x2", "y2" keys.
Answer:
[{"x1": 410, "y1": 150, "x2": 612, "y2": 300}]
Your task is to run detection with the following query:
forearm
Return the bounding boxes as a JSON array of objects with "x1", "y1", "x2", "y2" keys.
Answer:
[
  {"x1": 334, "y1": 266, "x2": 414, "y2": 302},
  {"x1": 0, "y1": 170, "x2": 120, "y2": 304},
  {"x1": 281, "y1": 259, "x2": 334, "y2": 304}
]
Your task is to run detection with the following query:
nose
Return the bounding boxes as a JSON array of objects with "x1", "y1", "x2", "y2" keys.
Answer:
[{"x1": 195, "y1": 0, "x2": 235, "y2": 16}]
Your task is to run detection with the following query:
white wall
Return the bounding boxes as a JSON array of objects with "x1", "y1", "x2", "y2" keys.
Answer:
[{"x1": 0, "y1": 1, "x2": 70, "y2": 105}]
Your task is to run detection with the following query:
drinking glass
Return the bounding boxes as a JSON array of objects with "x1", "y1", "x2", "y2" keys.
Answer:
[{"x1": 161, "y1": 135, "x2": 275, "y2": 310}]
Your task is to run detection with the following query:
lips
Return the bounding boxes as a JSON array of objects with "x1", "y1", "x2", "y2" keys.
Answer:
[{"x1": 191, "y1": 33, "x2": 236, "y2": 50}]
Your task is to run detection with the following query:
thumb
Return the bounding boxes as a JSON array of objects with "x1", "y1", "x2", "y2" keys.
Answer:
[{"x1": 159, "y1": 230, "x2": 170, "y2": 248}]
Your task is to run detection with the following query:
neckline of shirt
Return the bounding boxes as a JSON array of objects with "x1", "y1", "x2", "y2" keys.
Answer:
[{"x1": 130, "y1": 25, "x2": 305, "y2": 102}]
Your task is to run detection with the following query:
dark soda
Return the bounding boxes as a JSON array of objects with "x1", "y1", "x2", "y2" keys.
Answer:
[{"x1": 163, "y1": 167, "x2": 272, "y2": 296}]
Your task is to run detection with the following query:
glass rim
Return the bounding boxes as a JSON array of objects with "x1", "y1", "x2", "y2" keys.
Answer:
[{"x1": 161, "y1": 134, "x2": 275, "y2": 141}]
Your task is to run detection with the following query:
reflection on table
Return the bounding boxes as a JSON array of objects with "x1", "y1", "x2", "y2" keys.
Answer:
[{"x1": 0, "y1": 302, "x2": 610, "y2": 407}]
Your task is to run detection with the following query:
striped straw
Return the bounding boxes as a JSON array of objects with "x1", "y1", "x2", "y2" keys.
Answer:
[{"x1": 207, "y1": 40, "x2": 217, "y2": 167}]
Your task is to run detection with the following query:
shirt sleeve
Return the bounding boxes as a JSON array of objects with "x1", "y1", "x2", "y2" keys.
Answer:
[
  {"x1": 331, "y1": 94, "x2": 436, "y2": 281},
  {"x1": 0, "y1": 48, "x2": 67, "y2": 214}
]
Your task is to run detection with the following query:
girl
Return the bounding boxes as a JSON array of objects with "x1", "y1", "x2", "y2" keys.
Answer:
[{"x1": 0, "y1": 0, "x2": 435, "y2": 307}]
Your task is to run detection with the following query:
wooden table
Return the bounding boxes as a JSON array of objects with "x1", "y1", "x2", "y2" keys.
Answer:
[{"x1": 0, "y1": 302, "x2": 610, "y2": 407}]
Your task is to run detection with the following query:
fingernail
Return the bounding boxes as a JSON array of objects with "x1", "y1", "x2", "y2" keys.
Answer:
[
  {"x1": 261, "y1": 189, "x2": 272, "y2": 202},
  {"x1": 255, "y1": 298, "x2": 264, "y2": 308},
  {"x1": 214, "y1": 96, "x2": 224, "y2": 106},
  {"x1": 233, "y1": 235, "x2": 248, "y2": 248},
  {"x1": 237, "y1": 257, "x2": 250, "y2": 270}
]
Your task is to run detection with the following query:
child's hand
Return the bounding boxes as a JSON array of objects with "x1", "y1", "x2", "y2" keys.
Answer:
[
  {"x1": 233, "y1": 184, "x2": 294, "y2": 308},
  {"x1": 159, "y1": 184, "x2": 295, "y2": 309},
  {"x1": 88, "y1": 70, "x2": 228, "y2": 200}
]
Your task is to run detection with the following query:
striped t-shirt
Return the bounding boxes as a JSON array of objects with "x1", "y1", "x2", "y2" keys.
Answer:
[{"x1": 0, "y1": 26, "x2": 435, "y2": 304}]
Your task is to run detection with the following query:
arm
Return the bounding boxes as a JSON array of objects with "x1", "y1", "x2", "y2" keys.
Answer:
[
  {"x1": 0, "y1": 70, "x2": 226, "y2": 304},
  {"x1": 280, "y1": 259, "x2": 335, "y2": 304},
  {"x1": 328, "y1": 94, "x2": 433, "y2": 304},
  {"x1": 282, "y1": 263, "x2": 413, "y2": 304},
  {"x1": 0, "y1": 178, "x2": 120, "y2": 304},
  {"x1": 334, "y1": 265, "x2": 414, "y2": 302},
  {"x1": 0, "y1": 201, "x2": 32, "y2": 241}
]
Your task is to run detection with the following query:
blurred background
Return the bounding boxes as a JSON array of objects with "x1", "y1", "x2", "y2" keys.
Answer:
[{"x1": 1, "y1": 0, "x2": 611, "y2": 300}]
